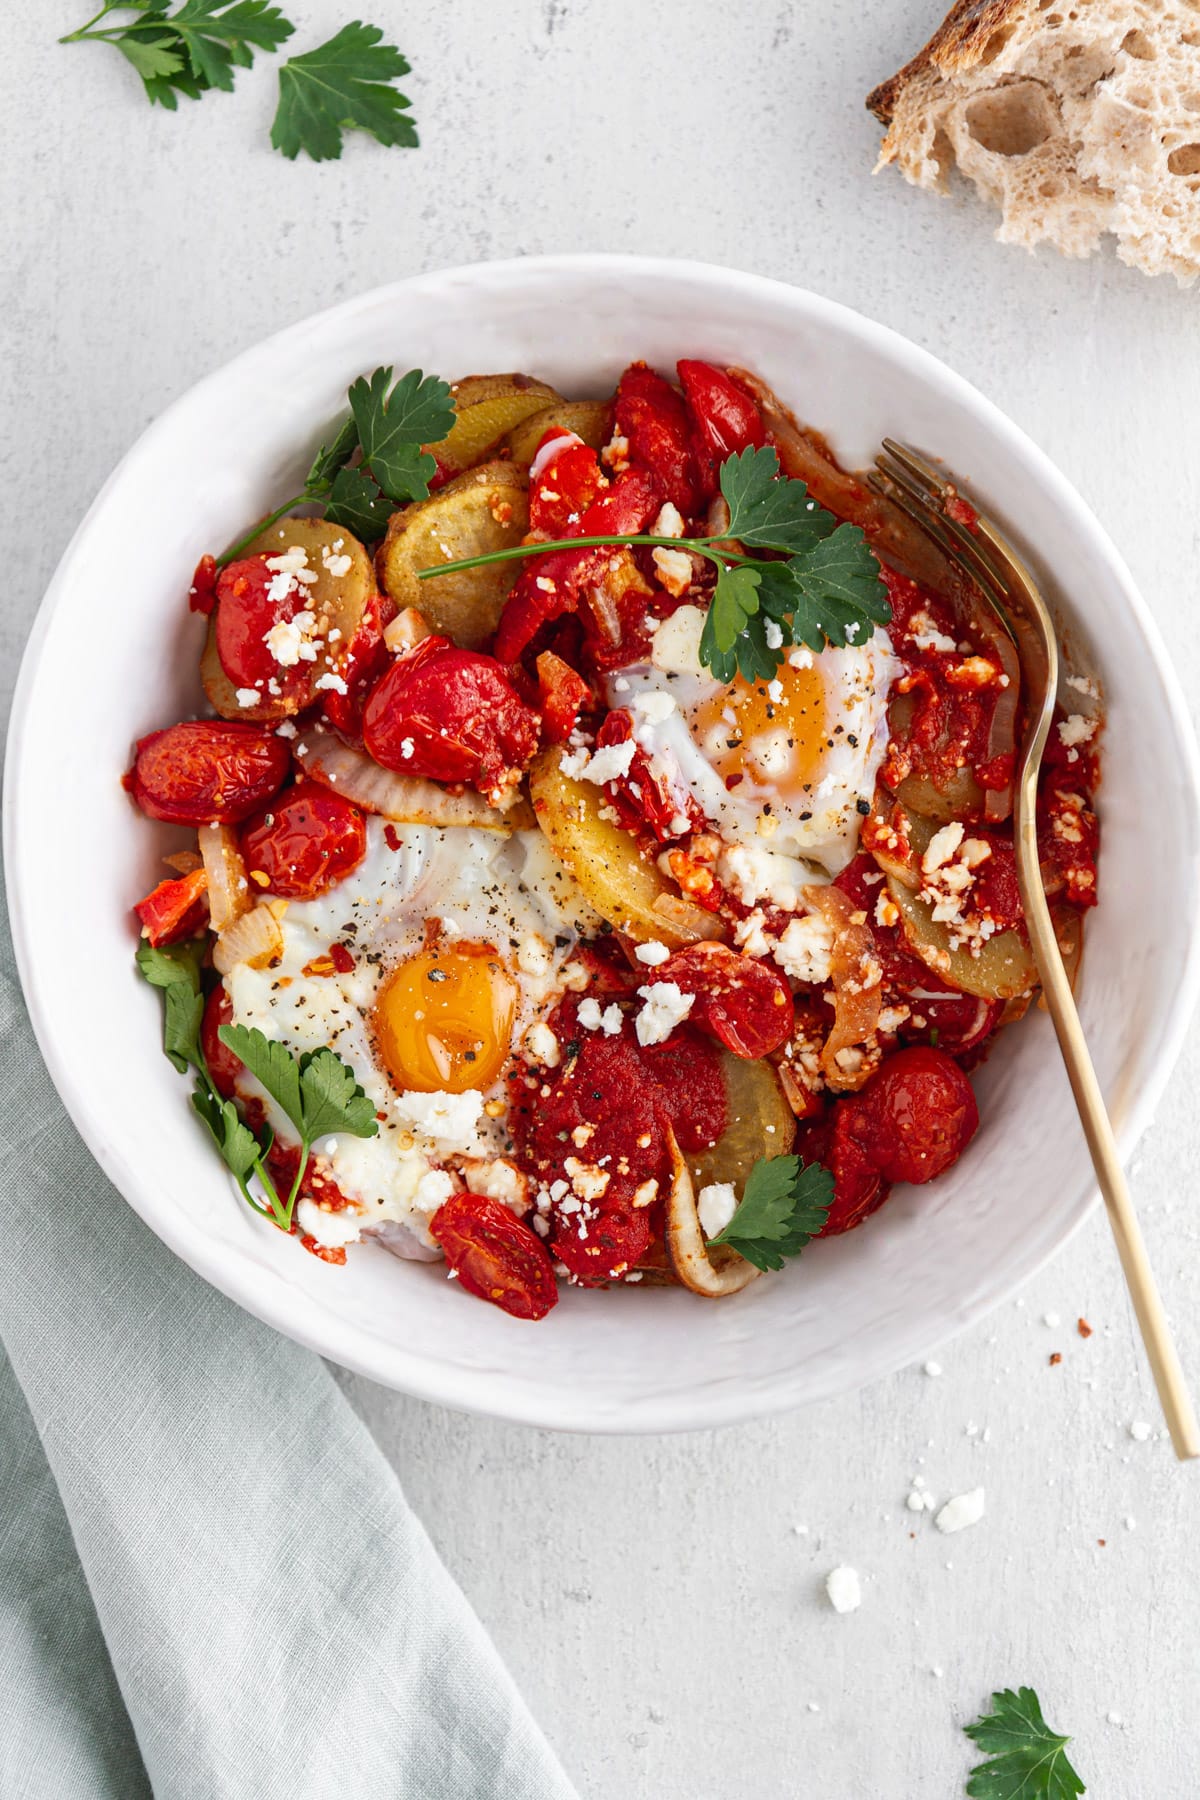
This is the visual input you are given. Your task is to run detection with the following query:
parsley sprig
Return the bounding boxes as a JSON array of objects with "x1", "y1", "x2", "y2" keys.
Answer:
[
  {"x1": 60, "y1": 7, "x2": 419, "y2": 161},
  {"x1": 707, "y1": 1153, "x2": 833, "y2": 1272},
  {"x1": 136, "y1": 943, "x2": 378, "y2": 1232},
  {"x1": 417, "y1": 445, "x2": 891, "y2": 683},
  {"x1": 965, "y1": 1688, "x2": 1085, "y2": 1799},
  {"x1": 216, "y1": 365, "x2": 454, "y2": 565}
]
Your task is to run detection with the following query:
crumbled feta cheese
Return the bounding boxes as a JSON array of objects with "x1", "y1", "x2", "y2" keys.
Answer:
[
  {"x1": 719, "y1": 843, "x2": 805, "y2": 911},
  {"x1": 265, "y1": 546, "x2": 312, "y2": 579},
  {"x1": 630, "y1": 688, "x2": 677, "y2": 729},
  {"x1": 578, "y1": 997, "x2": 623, "y2": 1036},
  {"x1": 313, "y1": 672, "x2": 348, "y2": 695},
  {"x1": 295, "y1": 1197, "x2": 363, "y2": 1248},
  {"x1": 524, "y1": 1021, "x2": 560, "y2": 1068},
  {"x1": 922, "y1": 821, "x2": 965, "y2": 874},
  {"x1": 825, "y1": 1567, "x2": 862, "y2": 1614},
  {"x1": 516, "y1": 933, "x2": 552, "y2": 978},
  {"x1": 634, "y1": 940, "x2": 671, "y2": 967},
  {"x1": 559, "y1": 739, "x2": 638, "y2": 786},
  {"x1": 697, "y1": 1181, "x2": 737, "y2": 1238},
  {"x1": 464, "y1": 1158, "x2": 527, "y2": 1216},
  {"x1": 275, "y1": 720, "x2": 298, "y2": 740},
  {"x1": 923, "y1": 1360, "x2": 943, "y2": 1377},
  {"x1": 934, "y1": 1488, "x2": 985, "y2": 1534},
  {"x1": 321, "y1": 545, "x2": 353, "y2": 578},
  {"x1": 563, "y1": 1156, "x2": 610, "y2": 1201},
  {"x1": 651, "y1": 605, "x2": 707, "y2": 677},
  {"x1": 635, "y1": 981, "x2": 695, "y2": 1046},
  {"x1": 772, "y1": 913, "x2": 835, "y2": 984},
  {"x1": 788, "y1": 646, "x2": 814, "y2": 670},
  {"x1": 413, "y1": 1168, "x2": 457, "y2": 1217},
  {"x1": 1066, "y1": 673, "x2": 1100, "y2": 698},
  {"x1": 907, "y1": 610, "x2": 958, "y2": 654},
  {"x1": 653, "y1": 501, "x2": 685, "y2": 539},
  {"x1": 764, "y1": 619, "x2": 783, "y2": 650},
  {"x1": 1058, "y1": 714, "x2": 1097, "y2": 749},
  {"x1": 652, "y1": 546, "x2": 694, "y2": 598},
  {"x1": 235, "y1": 688, "x2": 260, "y2": 709},
  {"x1": 393, "y1": 1089, "x2": 485, "y2": 1155}
]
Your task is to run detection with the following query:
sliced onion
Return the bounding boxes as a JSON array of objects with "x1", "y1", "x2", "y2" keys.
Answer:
[
  {"x1": 163, "y1": 848, "x2": 204, "y2": 875},
  {"x1": 383, "y1": 607, "x2": 432, "y2": 655},
  {"x1": 294, "y1": 726, "x2": 534, "y2": 831},
  {"x1": 198, "y1": 821, "x2": 251, "y2": 935},
  {"x1": 650, "y1": 891, "x2": 726, "y2": 943},
  {"x1": 214, "y1": 898, "x2": 287, "y2": 976},
  {"x1": 664, "y1": 1131, "x2": 760, "y2": 1298},
  {"x1": 802, "y1": 884, "x2": 882, "y2": 1086},
  {"x1": 369, "y1": 1219, "x2": 442, "y2": 1263}
]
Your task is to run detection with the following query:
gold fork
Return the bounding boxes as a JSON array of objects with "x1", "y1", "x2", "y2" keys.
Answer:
[{"x1": 871, "y1": 440, "x2": 1199, "y2": 1461}]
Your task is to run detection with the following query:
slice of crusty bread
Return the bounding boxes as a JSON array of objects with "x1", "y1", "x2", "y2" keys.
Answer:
[{"x1": 868, "y1": 0, "x2": 1200, "y2": 285}]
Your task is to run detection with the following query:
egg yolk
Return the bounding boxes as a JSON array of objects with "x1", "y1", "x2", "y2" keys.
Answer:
[
  {"x1": 374, "y1": 945, "x2": 517, "y2": 1094},
  {"x1": 689, "y1": 660, "x2": 827, "y2": 796}
]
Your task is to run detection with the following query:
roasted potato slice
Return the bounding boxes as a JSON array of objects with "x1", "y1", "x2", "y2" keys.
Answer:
[
  {"x1": 430, "y1": 374, "x2": 560, "y2": 473},
  {"x1": 505, "y1": 400, "x2": 609, "y2": 466},
  {"x1": 202, "y1": 517, "x2": 374, "y2": 722},
  {"x1": 377, "y1": 462, "x2": 529, "y2": 651},
  {"x1": 873, "y1": 798, "x2": 1038, "y2": 1000},
  {"x1": 687, "y1": 1053, "x2": 796, "y2": 1195},
  {"x1": 529, "y1": 748, "x2": 723, "y2": 947}
]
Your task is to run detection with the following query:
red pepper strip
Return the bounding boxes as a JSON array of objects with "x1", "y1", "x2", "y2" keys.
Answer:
[
  {"x1": 614, "y1": 362, "x2": 706, "y2": 516},
  {"x1": 135, "y1": 868, "x2": 209, "y2": 947},
  {"x1": 677, "y1": 360, "x2": 766, "y2": 464}
]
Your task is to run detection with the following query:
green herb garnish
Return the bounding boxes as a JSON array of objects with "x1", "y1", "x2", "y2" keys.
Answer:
[
  {"x1": 417, "y1": 444, "x2": 890, "y2": 682},
  {"x1": 271, "y1": 21, "x2": 418, "y2": 162},
  {"x1": 217, "y1": 365, "x2": 454, "y2": 565},
  {"x1": 706, "y1": 1153, "x2": 833, "y2": 1272},
  {"x1": 136, "y1": 945, "x2": 377, "y2": 1232},
  {"x1": 964, "y1": 1688, "x2": 1086, "y2": 1800}
]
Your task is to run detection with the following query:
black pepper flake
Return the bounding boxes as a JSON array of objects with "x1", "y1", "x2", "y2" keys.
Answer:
[{"x1": 856, "y1": 798, "x2": 871, "y2": 815}]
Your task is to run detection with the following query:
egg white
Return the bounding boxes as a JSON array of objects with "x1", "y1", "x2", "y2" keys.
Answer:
[
  {"x1": 608, "y1": 609, "x2": 901, "y2": 875},
  {"x1": 225, "y1": 819, "x2": 598, "y2": 1247}
]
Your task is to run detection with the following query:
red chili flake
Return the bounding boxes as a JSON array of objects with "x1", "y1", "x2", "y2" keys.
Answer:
[
  {"x1": 1097, "y1": 1538, "x2": 1107, "y2": 1547},
  {"x1": 384, "y1": 824, "x2": 403, "y2": 851},
  {"x1": 1049, "y1": 1352, "x2": 1063, "y2": 1366},
  {"x1": 329, "y1": 941, "x2": 356, "y2": 973},
  {"x1": 1077, "y1": 1316, "x2": 1093, "y2": 1338}
]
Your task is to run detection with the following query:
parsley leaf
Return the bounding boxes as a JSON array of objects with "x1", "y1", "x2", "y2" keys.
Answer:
[
  {"x1": 784, "y1": 523, "x2": 893, "y2": 650},
  {"x1": 698, "y1": 563, "x2": 762, "y2": 682},
  {"x1": 191, "y1": 1081, "x2": 266, "y2": 1189},
  {"x1": 271, "y1": 21, "x2": 419, "y2": 163},
  {"x1": 135, "y1": 938, "x2": 205, "y2": 1072},
  {"x1": 347, "y1": 366, "x2": 455, "y2": 505},
  {"x1": 965, "y1": 1689, "x2": 1085, "y2": 1800},
  {"x1": 707, "y1": 1155, "x2": 833, "y2": 1273},
  {"x1": 64, "y1": 0, "x2": 292, "y2": 109},
  {"x1": 304, "y1": 413, "x2": 359, "y2": 493},
  {"x1": 323, "y1": 464, "x2": 392, "y2": 540},
  {"x1": 297, "y1": 1047, "x2": 379, "y2": 1143},
  {"x1": 218, "y1": 1022, "x2": 302, "y2": 1122},
  {"x1": 720, "y1": 446, "x2": 838, "y2": 553}
]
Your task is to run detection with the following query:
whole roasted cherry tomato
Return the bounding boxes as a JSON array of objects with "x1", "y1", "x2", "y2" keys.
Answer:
[
  {"x1": 657, "y1": 942, "x2": 795, "y2": 1059},
  {"x1": 614, "y1": 362, "x2": 705, "y2": 516},
  {"x1": 127, "y1": 721, "x2": 291, "y2": 824},
  {"x1": 201, "y1": 985, "x2": 244, "y2": 1099},
  {"x1": 363, "y1": 635, "x2": 540, "y2": 798},
  {"x1": 535, "y1": 650, "x2": 592, "y2": 743},
  {"x1": 493, "y1": 467, "x2": 661, "y2": 665},
  {"x1": 213, "y1": 555, "x2": 313, "y2": 705},
  {"x1": 845, "y1": 1046, "x2": 979, "y2": 1186},
  {"x1": 431, "y1": 1191, "x2": 559, "y2": 1320},
  {"x1": 134, "y1": 868, "x2": 208, "y2": 946},
  {"x1": 240, "y1": 783, "x2": 367, "y2": 900},
  {"x1": 677, "y1": 360, "x2": 766, "y2": 463},
  {"x1": 321, "y1": 591, "x2": 393, "y2": 737}
]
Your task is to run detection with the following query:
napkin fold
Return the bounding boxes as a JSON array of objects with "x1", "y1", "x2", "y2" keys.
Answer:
[{"x1": 0, "y1": 880, "x2": 578, "y2": 1800}]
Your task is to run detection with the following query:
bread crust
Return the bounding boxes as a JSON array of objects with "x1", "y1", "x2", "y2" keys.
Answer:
[{"x1": 866, "y1": 0, "x2": 1027, "y2": 122}]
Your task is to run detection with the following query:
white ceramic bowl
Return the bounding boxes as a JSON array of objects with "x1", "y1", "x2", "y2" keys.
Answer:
[{"x1": 8, "y1": 257, "x2": 1200, "y2": 1432}]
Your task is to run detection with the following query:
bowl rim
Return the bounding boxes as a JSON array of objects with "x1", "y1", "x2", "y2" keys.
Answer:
[{"x1": 7, "y1": 253, "x2": 1200, "y2": 1433}]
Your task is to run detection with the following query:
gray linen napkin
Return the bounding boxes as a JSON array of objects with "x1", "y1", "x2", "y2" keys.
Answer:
[{"x1": 0, "y1": 877, "x2": 579, "y2": 1800}]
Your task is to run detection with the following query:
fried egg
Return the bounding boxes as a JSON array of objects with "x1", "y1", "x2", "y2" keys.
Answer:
[
  {"x1": 225, "y1": 819, "x2": 598, "y2": 1248},
  {"x1": 608, "y1": 604, "x2": 901, "y2": 876}
]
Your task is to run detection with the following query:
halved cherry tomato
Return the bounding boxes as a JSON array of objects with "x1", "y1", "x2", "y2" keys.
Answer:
[
  {"x1": 134, "y1": 868, "x2": 208, "y2": 946},
  {"x1": 201, "y1": 985, "x2": 243, "y2": 1099},
  {"x1": 240, "y1": 783, "x2": 367, "y2": 900},
  {"x1": 656, "y1": 942, "x2": 795, "y2": 1059},
  {"x1": 677, "y1": 360, "x2": 766, "y2": 464},
  {"x1": 528, "y1": 434, "x2": 607, "y2": 537},
  {"x1": 494, "y1": 467, "x2": 661, "y2": 664},
  {"x1": 614, "y1": 362, "x2": 705, "y2": 517},
  {"x1": 551, "y1": 1203, "x2": 652, "y2": 1287},
  {"x1": 431, "y1": 1191, "x2": 559, "y2": 1320},
  {"x1": 127, "y1": 722, "x2": 291, "y2": 824},
  {"x1": 362, "y1": 635, "x2": 540, "y2": 797},
  {"x1": 214, "y1": 555, "x2": 312, "y2": 706},
  {"x1": 189, "y1": 553, "x2": 218, "y2": 616},
  {"x1": 536, "y1": 650, "x2": 592, "y2": 743}
]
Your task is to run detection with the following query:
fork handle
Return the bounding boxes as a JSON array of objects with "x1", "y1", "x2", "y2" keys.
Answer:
[{"x1": 1019, "y1": 865, "x2": 1200, "y2": 1460}]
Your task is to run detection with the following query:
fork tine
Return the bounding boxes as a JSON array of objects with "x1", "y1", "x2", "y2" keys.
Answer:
[{"x1": 869, "y1": 461, "x2": 1017, "y2": 635}]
